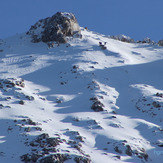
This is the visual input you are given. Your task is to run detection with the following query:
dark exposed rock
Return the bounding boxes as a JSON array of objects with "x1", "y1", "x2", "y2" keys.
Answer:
[
  {"x1": 60, "y1": 81, "x2": 67, "y2": 85},
  {"x1": 91, "y1": 100, "x2": 104, "y2": 112},
  {"x1": 21, "y1": 153, "x2": 43, "y2": 162},
  {"x1": 39, "y1": 154, "x2": 69, "y2": 163},
  {"x1": 36, "y1": 133, "x2": 50, "y2": 143},
  {"x1": 152, "y1": 101, "x2": 161, "y2": 108},
  {"x1": 71, "y1": 65, "x2": 79, "y2": 73},
  {"x1": 158, "y1": 40, "x2": 163, "y2": 46},
  {"x1": 136, "y1": 149, "x2": 148, "y2": 161},
  {"x1": 112, "y1": 111, "x2": 117, "y2": 114},
  {"x1": 31, "y1": 153, "x2": 42, "y2": 162},
  {"x1": 136, "y1": 96, "x2": 163, "y2": 119},
  {"x1": 0, "y1": 78, "x2": 25, "y2": 89},
  {"x1": 114, "y1": 155, "x2": 121, "y2": 160},
  {"x1": 143, "y1": 152, "x2": 148, "y2": 161},
  {"x1": 89, "y1": 97, "x2": 98, "y2": 101},
  {"x1": 27, "y1": 12, "x2": 82, "y2": 43},
  {"x1": 56, "y1": 99, "x2": 62, "y2": 104},
  {"x1": 5, "y1": 96, "x2": 12, "y2": 100},
  {"x1": 69, "y1": 131, "x2": 80, "y2": 135},
  {"x1": 35, "y1": 127, "x2": 42, "y2": 131},
  {"x1": 21, "y1": 133, "x2": 62, "y2": 162},
  {"x1": 21, "y1": 130, "x2": 91, "y2": 163},
  {"x1": 74, "y1": 156, "x2": 91, "y2": 163},
  {"x1": 28, "y1": 133, "x2": 61, "y2": 149},
  {"x1": 21, "y1": 154, "x2": 31, "y2": 162},
  {"x1": 75, "y1": 135, "x2": 84, "y2": 142},
  {"x1": 42, "y1": 147, "x2": 57, "y2": 153},
  {"x1": 125, "y1": 145, "x2": 132, "y2": 156},
  {"x1": 24, "y1": 127, "x2": 31, "y2": 132},
  {"x1": 16, "y1": 80, "x2": 25, "y2": 88},
  {"x1": 156, "y1": 140, "x2": 163, "y2": 147},
  {"x1": 25, "y1": 95, "x2": 35, "y2": 101},
  {"x1": 26, "y1": 118, "x2": 37, "y2": 125},
  {"x1": 90, "y1": 96, "x2": 104, "y2": 112},
  {"x1": 73, "y1": 65, "x2": 79, "y2": 70},
  {"x1": 0, "y1": 104, "x2": 4, "y2": 108},
  {"x1": 87, "y1": 80, "x2": 100, "y2": 90},
  {"x1": 68, "y1": 130, "x2": 86, "y2": 143},
  {"x1": 158, "y1": 144, "x2": 163, "y2": 147},
  {"x1": 2, "y1": 80, "x2": 15, "y2": 87},
  {"x1": 114, "y1": 146, "x2": 122, "y2": 154},
  {"x1": 19, "y1": 100, "x2": 25, "y2": 105},
  {"x1": 21, "y1": 152, "x2": 91, "y2": 163},
  {"x1": 46, "y1": 137, "x2": 60, "y2": 147},
  {"x1": 156, "y1": 92, "x2": 163, "y2": 98},
  {"x1": 137, "y1": 37, "x2": 155, "y2": 45},
  {"x1": 73, "y1": 144, "x2": 82, "y2": 152},
  {"x1": 107, "y1": 140, "x2": 149, "y2": 161}
]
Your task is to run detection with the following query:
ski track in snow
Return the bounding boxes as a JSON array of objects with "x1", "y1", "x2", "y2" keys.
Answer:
[{"x1": 0, "y1": 28, "x2": 163, "y2": 162}]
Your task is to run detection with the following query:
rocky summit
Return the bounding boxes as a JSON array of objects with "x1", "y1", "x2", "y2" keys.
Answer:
[{"x1": 26, "y1": 12, "x2": 81, "y2": 43}]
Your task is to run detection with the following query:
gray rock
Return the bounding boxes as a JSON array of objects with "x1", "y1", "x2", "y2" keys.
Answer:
[
  {"x1": 39, "y1": 154, "x2": 69, "y2": 163},
  {"x1": 111, "y1": 35, "x2": 135, "y2": 43},
  {"x1": 21, "y1": 153, "x2": 42, "y2": 162},
  {"x1": 46, "y1": 137, "x2": 60, "y2": 147},
  {"x1": 141, "y1": 37, "x2": 154, "y2": 44},
  {"x1": 27, "y1": 12, "x2": 82, "y2": 43},
  {"x1": 25, "y1": 95, "x2": 35, "y2": 101},
  {"x1": 125, "y1": 145, "x2": 132, "y2": 156},
  {"x1": 158, "y1": 40, "x2": 163, "y2": 46},
  {"x1": 136, "y1": 37, "x2": 155, "y2": 45},
  {"x1": 0, "y1": 104, "x2": 4, "y2": 108},
  {"x1": 36, "y1": 133, "x2": 49, "y2": 143},
  {"x1": 114, "y1": 146, "x2": 122, "y2": 154},
  {"x1": 74, "y1": 156, "x2": 91, "y2": 163}
]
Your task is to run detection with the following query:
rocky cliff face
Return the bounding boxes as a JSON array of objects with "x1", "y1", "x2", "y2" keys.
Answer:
[{"x1": 27, "y1": 12, "x2": 81, "y2": 43}]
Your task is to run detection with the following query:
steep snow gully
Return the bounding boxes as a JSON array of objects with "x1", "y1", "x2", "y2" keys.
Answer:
[{"x1": 0, "y1": 27, "x2": 163, "y2": 163}]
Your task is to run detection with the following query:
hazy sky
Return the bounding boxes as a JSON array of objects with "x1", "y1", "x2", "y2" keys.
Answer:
[{"x1": 0, "y1": 0, "x2": 163, "y2": 41}]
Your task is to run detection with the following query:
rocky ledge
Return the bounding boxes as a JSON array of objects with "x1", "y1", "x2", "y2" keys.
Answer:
[{"x1": 27, "y1": 12, "x2": 82, "y2": 43}]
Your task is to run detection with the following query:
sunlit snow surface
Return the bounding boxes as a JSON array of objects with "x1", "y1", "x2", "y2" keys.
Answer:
[{"x1": 0, "y1": 28, "x2": 163, "y2": 162}]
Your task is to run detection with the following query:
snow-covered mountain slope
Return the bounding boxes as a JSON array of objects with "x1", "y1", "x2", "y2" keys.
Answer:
[{"x1": 0, "y1": 28, "x2": 163, "y2": 163}]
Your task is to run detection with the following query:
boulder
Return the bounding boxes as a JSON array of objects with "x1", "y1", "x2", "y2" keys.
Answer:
[
  {"x1": 27, "y1": 12, "x2": 81, "y2": 43},
  {"x1": 91, "y1": 100, "x2": 104, "y2": 112},
  {"x1": 90, "y1": 97, "x2": 104, "y2": 112}
]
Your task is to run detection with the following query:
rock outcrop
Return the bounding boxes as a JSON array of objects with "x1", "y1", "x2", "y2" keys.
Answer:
[
  {"x1": 158, "y1": 39, "x2": 163, "y2": 46},
  {"x1": 110, "y1": 34, "x2": 135, "y2": 43},
  {"x1": 27, "y1": 12, "x2": 81, "y2": 43}
]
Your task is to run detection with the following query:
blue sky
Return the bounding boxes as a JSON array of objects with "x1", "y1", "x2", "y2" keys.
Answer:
[{"x1": 0, "y1": 0, "x2": 163, "y2": 41}]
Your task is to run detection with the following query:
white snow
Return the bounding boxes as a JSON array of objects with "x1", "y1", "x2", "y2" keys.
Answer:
[{"x1": 0, "y1": 28, "x2": 163, "y2": 163}]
